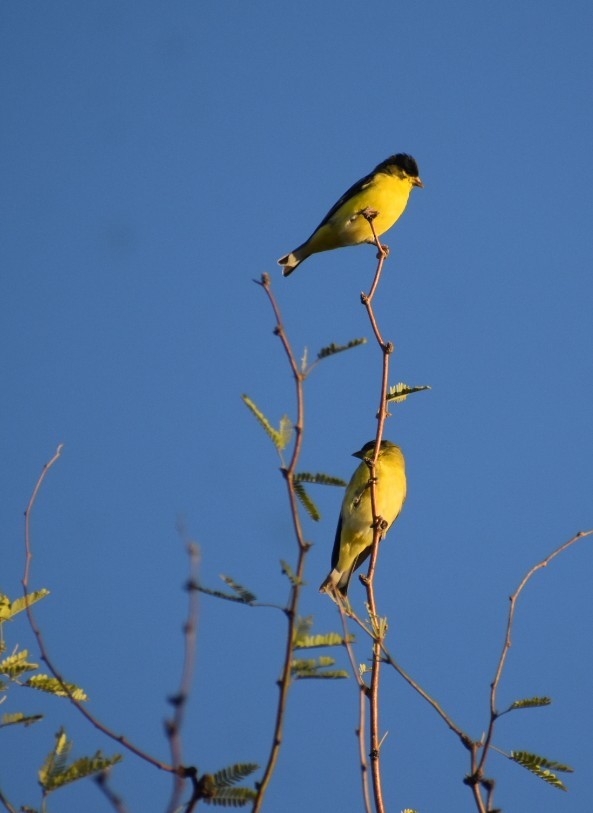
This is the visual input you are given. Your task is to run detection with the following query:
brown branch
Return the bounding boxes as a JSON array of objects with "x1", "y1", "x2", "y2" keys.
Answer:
[
  {"x1": 337, "y1": 602, "x2": 372, "y2": 813},
  {"x1": 476, "y1": 528, "x2": 593, "y2": 790},
  {"x1": 21, "y1": 445, "x2": 174, "y2": 774},
  {"x1": 251, "y1": 274, "x2": 310, "y2": 812},
  {"x1": 380, "y1": 642, "x2": 472, "y2": 748},
  {"x1": 358, "y1": 211, "x2": 394, "y2": 813},
  {"x1": 165, "y1": 541, "x2": 201, "y2": 813},
  {"x1": 0, "y1": 788, "x2": 18, "y2": 813},
  {"x1": 95, "y1": 770, "x2": 130, "y2": 813}
]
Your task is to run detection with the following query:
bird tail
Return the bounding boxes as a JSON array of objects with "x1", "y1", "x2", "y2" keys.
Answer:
[{"x1": 277, "y1": 244, "x2": 309, "y2": 276}]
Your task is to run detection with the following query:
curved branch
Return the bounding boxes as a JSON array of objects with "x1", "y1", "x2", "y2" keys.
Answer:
[
  {"x1": 22, "y1": 446, "x2": 173, "y2": 774},
  {"x1": 251, "y1": 274, "x2": 311, "y2": 812}
]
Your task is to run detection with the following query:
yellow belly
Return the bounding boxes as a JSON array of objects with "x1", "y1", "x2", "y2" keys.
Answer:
[{"x1": 305, "y1": 174, "x2": 412, "y2": 255}]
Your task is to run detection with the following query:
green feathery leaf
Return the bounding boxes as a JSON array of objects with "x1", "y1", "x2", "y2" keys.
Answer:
[
  {"x1": 294, "y1": 472, "x2": 347, "y2": 487},
  {"x1": 0, "y1": 589, "x2": 50, "y2": 624},
  {"x1": 293, "y1": 616, "x2": 313, "y2": 640},
  {"x1": 39, "y1": 728, "x2": 71, "y2": 789},
  {"x1": 510, "y1": 750, "x2": 573, "y2": 791},
  {"x1": 0, "y1": 650, "x2": 39, "y2": 679},
  {"x1": 508, "y1": 696, "x2": 552, "y2": 711},
  {"x1": 280, "y1": 559, "x2": 302, "y2": 586},
  {"x1": 293, "y1": 482, "x2": 321, "y2": 521},
  {"x1": 294, "y1": 632, "x2": 354, "y2": 649},
  {"x1": 366, "y1": 605, "x2": 388, "y2": 639},
  {"x1": 241, "y1": 395, "x2": 292, "y2": 451},
  {"x1": 1, "y1": 712, "x2": 43, "y2": 728},
  {"x1": 211, "y1": 763, "x2": 259, "y2": 789},
  {"x1": 25, "y1": 675, "x2": 88, "y2": 701},
  {"x1": 203, "y1": 787, "x2": 257, "y2": 806},
  {"x1": 277, "y1": 415, "x2": 293, "y2": 450},
  {"x1": 219, "y1": 576, "x2": 256, "y2": 604},
  {"x1": 291, "y1": 656, "x2": 348, "y2": 680},
  {"x1": 317, "y1": 338, "x2": 367, "y2": 360},
  {"x1": 292, "y1": 617, "x2": 353, "y2": 649},
  {"x1": 39, "y1": 728, "x2": 122, "y2": 792},
  {"x1": 386, "y1": 382, "x2": 431, "y2": 403},
  {"x1": 197, "y1": 576, "x2": 256, "y2": 605}
]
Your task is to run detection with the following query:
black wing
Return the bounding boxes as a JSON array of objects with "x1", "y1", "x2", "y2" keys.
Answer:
[
  {"x1": 315, "y1": 170, "x2": 376, "y2": 231},
  {"x1": 330, "y1": 513, "x2": 343, "y2": 571}
]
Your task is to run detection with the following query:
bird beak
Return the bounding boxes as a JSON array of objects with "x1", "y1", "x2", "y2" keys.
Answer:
[
  {"x1": 352, "y1": 450, "x2": 365, "y2": 459},
  {"x1": 413, "y1": 176, "x2": 424, "y2": 188}
]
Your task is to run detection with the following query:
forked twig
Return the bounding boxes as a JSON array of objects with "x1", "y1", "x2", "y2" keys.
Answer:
[{"x1": 470, "y1": 529, "x2": 593, "y2": 808}]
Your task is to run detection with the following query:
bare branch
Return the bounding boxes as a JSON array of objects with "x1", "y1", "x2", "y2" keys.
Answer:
[
  {"x1": 21, "y1": 446, "x2": 174, "y2": 774},
  {"x1": 337, "y1": 603, "x2": 372, "y2": 813},
  {"x1": 360, "y1": 211, "x2": 397, "y2": 813},
  {"x1": 165, "y1": 540, "x2": 201, "y2": 813},
  {"x1": 251, "y1": 274, "x2": 311, "y2": 812},
  {"x1": 95, "y1": 770, "x2": 130, "y2": 813},
  {"x1": 477, "y1": 529, "x2": 593, "y2": 784}
]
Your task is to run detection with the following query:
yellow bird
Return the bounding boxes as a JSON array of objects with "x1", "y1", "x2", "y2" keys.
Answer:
[
  {"x1": 320, "y1": 440, "x2": 407, "y2": 597},
  {"x1": 278, "y1": 153, "x2": 423, "y2": 276}
]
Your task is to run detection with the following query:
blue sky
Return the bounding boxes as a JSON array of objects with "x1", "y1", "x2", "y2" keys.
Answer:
[{"x1": 2, "y1": 1, "x2": 592, "y2": 811}]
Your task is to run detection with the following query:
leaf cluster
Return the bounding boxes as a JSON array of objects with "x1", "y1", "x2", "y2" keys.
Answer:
[
  {"x1": 199, "y1": 762, "x2": 258, "y2": 807},
  {"x1": 39, "y1": 728, "x2": 121, "y2": 793},
  {"x1": 510, "y1": 749, "x2": 573, "y2": 791}
]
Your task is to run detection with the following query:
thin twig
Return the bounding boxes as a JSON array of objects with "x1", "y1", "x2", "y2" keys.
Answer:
[
  {"x1": 165, "y1": 542, "x2": 201, "y2": 813},
  {"x1": 251, "y1": 274, "x2": 310, "y2": 812},
  {"x1": 349, "y1": 211, "x2": 395, "y2": 813},
  {"x1": 476, "y1": 529, "x2": 593, "y2": 786},
  {"x1": 0, "y1": 788, "x2": 18, "y2": 813},
  {"x1": 380, "y1": 643, "x2": 471, "y2": 748},
  {"x1": 337, "y1": 603, "x2": 372, "y2": 813},
  {"x1": 95, "y1": 770, "x2": 130, "y2": 813},
  {"x1": 21, "y1": 446, "x2": 174, "y2": 774}
]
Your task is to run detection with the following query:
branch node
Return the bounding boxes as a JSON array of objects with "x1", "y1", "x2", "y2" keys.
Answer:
[{"x1": 361, "y1": 207, "x2": 379, "y2": 222}]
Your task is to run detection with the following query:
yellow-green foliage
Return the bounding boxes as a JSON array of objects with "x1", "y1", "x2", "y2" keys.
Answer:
[
  {"x1": 0, "y1": 590, "x2": 50, "y2": 624},
  {"x1": 293, "y1": 481, "x2": 321, "y2": 521},
  {"x1": 291, "y1": 656, "x2": 348, "y2": 680},
  {"x1": 197, "y1": 575, "x2": 257, "y2": 604},
  {"x1": 508, "y1": 696, "x2": 552, "y2": 711},
  {"x1": 0, "y1": 649, "x2": 39, "y2": 679},
  {"x1": 39, "y1": 728, "x2": 122, "y2": 792},
  {"x1": 25, "y1": 675, "x2": 88, "y2": 701},
  {"x1": 199, "y1": 763, "x2": 258, "y2": 807},
  {"x1": 1, "y1": 712, "x2": 43, "y2": 728},
  {"x1": 241, "y1": 395, "x2": 292, "y2": 451},
  {"x1": 292, "y1": 616, "x2": 353, "y2": 649},
  {"x1": 294, "y1": 472, "x2": 347, "y2": 487},
  {"x1": 386, "y1": 382, "x2": 431, "y2": 403},
  {"x1": 510, "y1": 750, "x2": 573, "y2": 791},
  {"x1": 316, "y1": 338, "x2": 367, "y2": 360}
]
